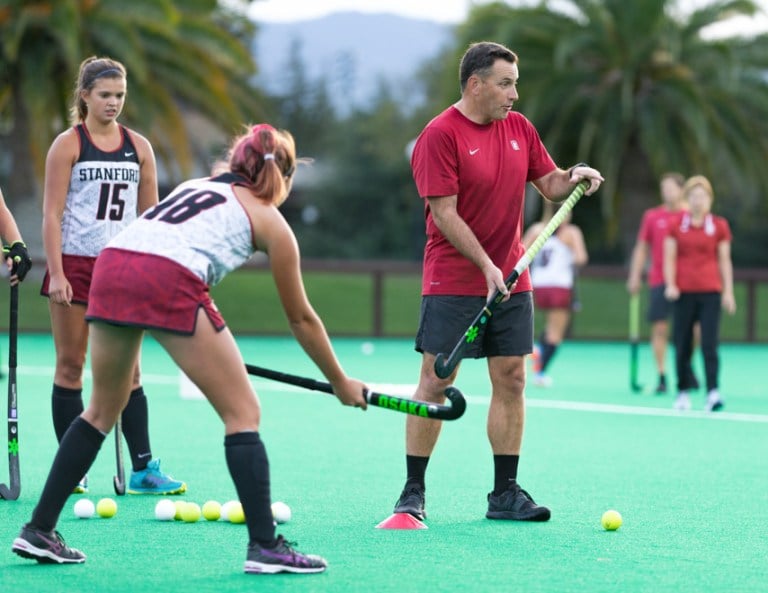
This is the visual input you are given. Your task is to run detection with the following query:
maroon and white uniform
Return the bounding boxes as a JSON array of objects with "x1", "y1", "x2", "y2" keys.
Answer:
[
  {"x1": 86, "y1": 173, "x2": 256, "y2": 334},
  {"x1": 530, "y1": 233, "x2": 574, "y2": 309},
  {"x1": 41, "y1": 123, "x2": 141, "y2": 303}
]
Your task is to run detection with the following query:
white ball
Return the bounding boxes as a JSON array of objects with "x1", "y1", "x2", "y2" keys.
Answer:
[
  {"x1": 271, "y1": 501, "x2": 291, "y2": 524},
  {"x1": 154, "y1": 498, "x2": 177, "y2": 521},
  {"x1": 74, "y1": 498, "x2": 95, "y2": 519},
  {"x1": 220, "y1": 500, "x2": 237, "y2": 522},
  {"x1": 361, "y1": 342, "x2": 375, "y2": 355}
]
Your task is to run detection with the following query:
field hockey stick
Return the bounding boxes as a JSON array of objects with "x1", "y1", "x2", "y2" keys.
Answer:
[
  {"x1": 0, "y1": 284, "x2": 20, "y2": 500},
  {"x1": 629, "y1": 293, "x2": 643, "y2": 393},
  {"x1": 245, "y1": 363, "x2": 466, "y2": 421},
  {"x1": 434, "y1": 180, "x2": 590, "y2": 378},
  {"x1": 113, "y1": 418, "x2": 126, "y2": 495}
]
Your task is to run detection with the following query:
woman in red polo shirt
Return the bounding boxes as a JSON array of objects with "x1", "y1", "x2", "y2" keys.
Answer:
[{"x1": 663, "y1": 176, "x2": 736, "y2": 412}]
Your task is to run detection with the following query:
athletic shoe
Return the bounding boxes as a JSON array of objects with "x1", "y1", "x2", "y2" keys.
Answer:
[
  {"x1": 673, "y1": 392, "x2": 692, "y2": 411},
  {"x1": 73, "y1": 474, "x2": 88, "y2": 494},
  {"x1": 244, "y1": 535, "x2": 327, "y2": 574},
  {"x1": 532, "y1": 372, "x2": 553, "y2": 387},
  {"x1": 393, "y1": 481, "x2": 426, "y2": 520},
  {"x1": 127, "y1": 459, "x2": 186, "y2": 495},
  {"x1": 12, "y1": 524, "x2": 86, "y2": 564},
  {"x1": 486, "y1": 481, "x2": 551, "y2": 521},
  {"x1": 655, "y1": 374, "x2": 667, "y2": 395},
  {"x1": 705, "y1": 389, "x2": 724, "y2": 412},
  {"x1": 530, "y1": 345, "x2": 542, "y2": 374}
]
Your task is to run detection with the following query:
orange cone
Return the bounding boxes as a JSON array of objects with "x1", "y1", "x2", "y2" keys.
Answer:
[{"x1": 375, "y1": 513, "x2": 428, "y2": 530}]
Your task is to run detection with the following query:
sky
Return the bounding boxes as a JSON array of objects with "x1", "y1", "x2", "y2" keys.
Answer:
[
  {"x1": 249, "y1": 0, "x2": 475, "y2": 23},
  {"x1": 248, "y1": 0, "x2": 768, "y2": 35}
]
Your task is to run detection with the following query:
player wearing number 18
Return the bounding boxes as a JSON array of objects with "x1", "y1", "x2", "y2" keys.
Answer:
[
  {"x1": 38, "y1": 56, "x2": 184, "y2": 496},
  {"x1": 13, "y1": 123, "x2": 368, "y2": 574}
]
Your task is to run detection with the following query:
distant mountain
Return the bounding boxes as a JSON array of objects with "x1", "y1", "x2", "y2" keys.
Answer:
[{"x1": 252, "y1": 12, "x2": 453, "y2": 111}]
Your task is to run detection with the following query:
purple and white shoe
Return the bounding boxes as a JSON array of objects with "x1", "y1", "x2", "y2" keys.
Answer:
[{"x1": 244, "y1": 535, "x2": 327, "y2": 574}]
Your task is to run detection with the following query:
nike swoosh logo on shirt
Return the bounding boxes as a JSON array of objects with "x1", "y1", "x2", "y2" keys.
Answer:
[
  {"x1": 124, "y1": 152, "x2": 134, "y2": 157},
  {"x1": 469, "y1": 148, "x2": 480, "y2": 155}
]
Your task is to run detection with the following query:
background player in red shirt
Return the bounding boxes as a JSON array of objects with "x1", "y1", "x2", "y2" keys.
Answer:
[
  {"x1": 627, "y1": 172, "x2": 699, "y2": 394},
  {"x1": 392, "y1": 41, "x2": 603, "y2": 523},
  {"x1": 663, "y1": 176, "x2": 735, "y2": 412}
]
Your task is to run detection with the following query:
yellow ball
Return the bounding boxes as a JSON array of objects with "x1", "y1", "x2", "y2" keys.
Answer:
[
  {"x1": 228, "y1": 501, "x2": 245, "y2": 524},
  {"x1": 181, "y1": 502, "x2": 201, "y2": 523},
  {"x1": 601, "y1": 509, "x2": 622, "y2": 531},
  {"x1": 96, "y1": 497, "x2": 117, "y2": 518},
  {"x1": 174, "y1": 500, "x2": 187, "y2": 521},
  {"x1": 202, "y1": 500, "x2": 221, "y2": 521}
]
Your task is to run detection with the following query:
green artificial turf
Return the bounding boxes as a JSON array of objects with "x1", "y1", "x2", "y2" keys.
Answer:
[{"x1": 0, "y1": 335, "x2": 766, "y2": 592}]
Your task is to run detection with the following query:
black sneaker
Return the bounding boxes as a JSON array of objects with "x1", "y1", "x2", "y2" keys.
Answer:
[
  {"x1": 12, "y1": 524, "x2": 86, "y2": 564},
  {"x1": 244, "y1": 535, "x2": 327, "y2": 574},
  {"x1": 655, "y1": 375, "x2": 667, "y2": 395},
  {"x1": 486, "y1": 481, "x2": 551, "y2": 521},
  {"x1": 393, "y1": 481, "x2": 426, "y2": 520}
]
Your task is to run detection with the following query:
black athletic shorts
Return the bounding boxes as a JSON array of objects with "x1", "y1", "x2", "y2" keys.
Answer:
[
  {"x1": 415, "y1": 292, "x2": 533, "y2": 358},
  {"x1": 647, "y1": 285, "x2": 672, "y2": 323}
]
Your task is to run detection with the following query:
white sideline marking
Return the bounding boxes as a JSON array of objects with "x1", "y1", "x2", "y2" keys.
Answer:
[
  {"x1": 467, "y1": 394, "x2": 768, "y2": 423},
  {"x1": 17, "y1": 366, "x2": 766, "y2": 423}
]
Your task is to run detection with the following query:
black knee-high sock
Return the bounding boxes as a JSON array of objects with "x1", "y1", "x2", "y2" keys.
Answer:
[
  {"x1": 493, "y1": 454, "x2": 520, "y2": 495},
  {"x1": 51, "y1": 384, "x2": 84, "y2": 443},
  {"x1": 540, "y1": 341, "x2": 558, "y2": 373},
  {"x1": 121, "y1": 386, "x2": 152, "y2": 471},
  {"x1": 30, "y1": 417, "x2": 105, "y2": 532},
  {"x1": 224, "y1": 431, "x2": 275, "y2": 548},
  {"x1": 405, "y1": 455, "x2": 429, "y2": 488}
]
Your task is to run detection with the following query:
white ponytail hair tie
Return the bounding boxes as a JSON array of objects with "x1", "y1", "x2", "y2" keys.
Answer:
[{"x1": 264, "y1": 153, "x2": 275, "y2": 160}]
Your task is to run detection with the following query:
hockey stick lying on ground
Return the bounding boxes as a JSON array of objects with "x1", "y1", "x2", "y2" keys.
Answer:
[
  {"x1": 113, "y1": 418, "x2": 126, "y2": 495},
  {"x1": 629, "y1": 293, "x2": 644, "y2": 393},
  {"x1": 0, "y1": 284, "x2": 20, "y2": 500},
  {"x1": 245, "y1": 364, "x2": 466, "y2": 421},
  {"x1": 434, "y1": 180, "x2": 590, "y2": 379}
]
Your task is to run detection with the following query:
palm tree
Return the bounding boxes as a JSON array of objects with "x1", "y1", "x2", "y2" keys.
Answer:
[
  {"x1": 439, "y1": 0, "x2": 768, "y2": 253},
  {"x1": 0, "y1": 0, "x2": 265, "y2": 207}
]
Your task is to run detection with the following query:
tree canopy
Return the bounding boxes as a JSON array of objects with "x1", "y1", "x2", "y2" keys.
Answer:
[
  {"x1": 0, "y1": 0, "x2": 264, "y2": 203},
  {"x1": 422, "y1": 0, "x2": 768, "y2": 258}
]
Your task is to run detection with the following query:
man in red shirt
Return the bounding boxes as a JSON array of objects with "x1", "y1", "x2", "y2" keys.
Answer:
[
  {"x1": 392, "y1": 41, "x2": 603, "y2": 522},
  {"x1": 627, "y1": 173, "x2": 699, "y2": 393},
  {"x1": 664, "y1": 175, "x2": 735, "y2": 412}
]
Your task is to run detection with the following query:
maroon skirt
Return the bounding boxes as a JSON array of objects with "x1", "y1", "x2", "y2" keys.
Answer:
[{"x1": 86, "y1": 248, "x2": 225, "y2": 335}]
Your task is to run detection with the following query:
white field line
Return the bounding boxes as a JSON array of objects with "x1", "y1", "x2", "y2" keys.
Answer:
[{"x1": 19, "y1": 366, "x2": 767, "y2": 423}]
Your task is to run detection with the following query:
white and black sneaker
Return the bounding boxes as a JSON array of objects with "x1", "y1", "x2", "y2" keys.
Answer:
[
  {"x1": 12, "y1": 524, "x2": 86, "y2": 564},
  {"x1": 705, "y1": 389, "x2": 724, "y2": 412},
  {"x1": 673, "y1": 391, "x2": 692, "y2": 411}
]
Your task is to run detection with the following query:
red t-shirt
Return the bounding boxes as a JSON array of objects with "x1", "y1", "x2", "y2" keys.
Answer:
[
  {"x1": 668, "y1": 212, "x2": 732, "y2": 293},
  {"x1": 637, "y1": 205, "x2": 679, "y2": 287},
  {"x1": 411, "y1": 107, "x2": 556, "y2": 296}
]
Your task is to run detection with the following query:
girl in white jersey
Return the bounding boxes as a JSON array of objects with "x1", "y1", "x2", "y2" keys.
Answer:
[
  {"x1": 14, "y1": 123, "x2": 368, "y2": 575},
  {"x1": 524, "y1": 208, "x2": 588, "y2": 386},
  {"x1": 39, "y1": 56, "x2": 184, "y2": 495}
]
